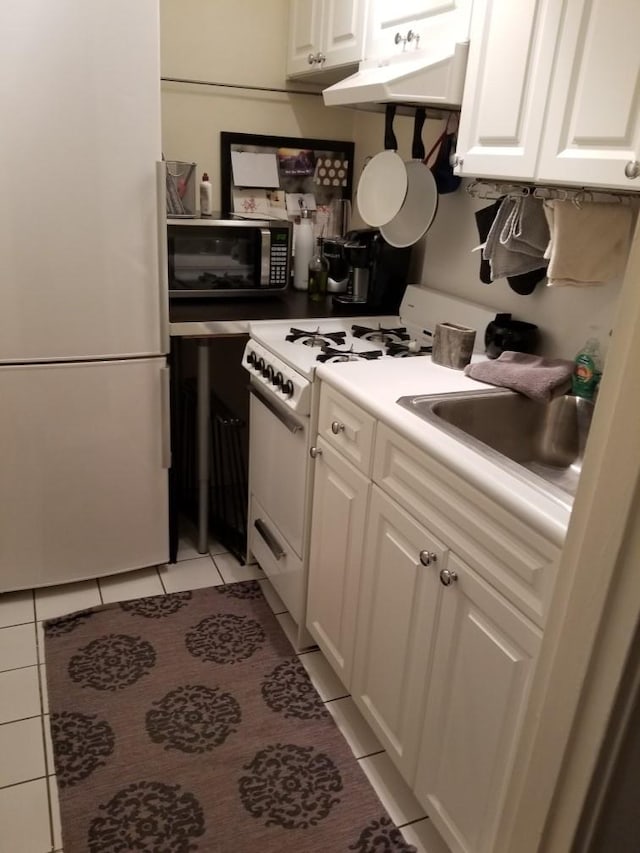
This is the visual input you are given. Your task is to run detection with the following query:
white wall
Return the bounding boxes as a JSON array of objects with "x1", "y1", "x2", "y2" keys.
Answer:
[
  {"x1": 160, "y1": 0, "x2": 355, "y2": 212},
  {"x1": 160, "y1": 0, "x2": 623, "y2": 361}
]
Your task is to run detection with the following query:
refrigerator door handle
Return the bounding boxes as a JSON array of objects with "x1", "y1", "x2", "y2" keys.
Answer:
[
  {"x1": 160, "y1": 365, "x2": 171, "y2": 469},
  {"x1": 156, "y1": 161, "x2": 170, "y2": 354}
]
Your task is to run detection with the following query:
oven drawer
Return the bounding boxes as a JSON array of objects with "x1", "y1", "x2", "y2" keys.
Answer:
[
  {"x1": 318, "y1": 384, "x2": 376, "y2": 475},
  {"x1": 249, "y1": 496, "x2": 304, "y2": 625}
]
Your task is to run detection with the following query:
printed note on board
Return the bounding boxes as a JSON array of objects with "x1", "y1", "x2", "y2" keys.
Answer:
[{"x1": 231, "y1": 152, "x2": 280, "y2": 188}]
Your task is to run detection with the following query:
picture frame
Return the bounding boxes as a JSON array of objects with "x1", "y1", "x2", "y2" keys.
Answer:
[{"x1": 220, "y1": 131, "x2": 355, "y2": 224}]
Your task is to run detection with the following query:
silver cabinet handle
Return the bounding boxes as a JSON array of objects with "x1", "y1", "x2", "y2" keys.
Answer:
[
  {"x1": 331, "y1": 420, "x2": 345, "y2": 434},
  {"x1": 307, "y1": 52, "x2": 316, "y2": 65},
  {"x1": 624, "y1": 160, "x2": 640, "y2": 179},
  {"x1": 254, "y1": 518, "x2": 285, "y2": 560},
  {"x1": 439, "y1": 568, "x2": 458, "y2": 586},
  {"x1": 419, "y1": 550, "x2": 437, "y2": 567},
  {"x1": 160, "y1": 365, "x2": 171, "y2": 469},
  {"x1": 310, "y1": 446, "x2": 323, "y2": 458},
  {"x1": 317, "y1": 52, "x2": 326, "y2": 65}
]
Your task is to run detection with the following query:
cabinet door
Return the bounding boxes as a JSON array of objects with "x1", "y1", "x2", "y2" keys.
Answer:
[
  {"x1": 351, "y1": 486, "x2": 447, "y2": 782},
  {"x1": 537, "y1": 0, "x2": 640, "y2": 190},
  {"x1": 415, "y1": 554, "x2": 541, "y2": 853},
  {"x1": 321, "y1": 0, "x2": 368, "y2": 69},
  {"x1": 306, "y1": 438, "x2": 370, "y2": 688},
  {"x1": 287, "y1": 0, "x2": 323, "y2": 75},
  {"x1": 368, "y1": 0, "x2": 471, "y2": 59},
  {"x1": 455, "y1": 0, "x2": 563, "y2": 181},
  {"x1": 0, "y1": 358, "x2": 169, "y2": 592}
]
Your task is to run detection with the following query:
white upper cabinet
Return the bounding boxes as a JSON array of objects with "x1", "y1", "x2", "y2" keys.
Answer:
[
  {"x1": 456, "y1": 0, "x2": 640, "y2": 190},
  {"x1": 287, "y1": 0, "x2": 368, "y2": 77},
  {"x1": 537, "y1": 0, "x2": 640, "y2": 190},
  {"x1": 367, "y1": 0, "x2": 472, "y2": 59},
  {"x1": 454, "y1": 0, "x2": 563, "y2": 181}
]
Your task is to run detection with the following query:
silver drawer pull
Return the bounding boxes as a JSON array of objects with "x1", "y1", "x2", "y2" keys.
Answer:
[
  {"x1": 331, "y1": 420, "x2": 345, "y2": 434},
  {"x1": 624, "y1": 160, "x2": 640, "y2": 179},
  {"x1": 310, "y1": 446, "x2": 323, "y2": 459},
  {"x1": 254, "y1": 518, "x2": 285, "y2": 560},
  {"x1": 419, "y1": 550, "x2": 437, "y2": 567},
  {"x1": 439, "y1": 568, "x2": 458, "y2": 587}
]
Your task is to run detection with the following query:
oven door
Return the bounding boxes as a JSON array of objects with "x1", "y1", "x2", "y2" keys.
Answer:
[
  {"x1": 168, "y1": 222, "x2": 290, "y2": 297},
  {"x1": 248, "y1": 385, "x2": 308, "y2": 558}
]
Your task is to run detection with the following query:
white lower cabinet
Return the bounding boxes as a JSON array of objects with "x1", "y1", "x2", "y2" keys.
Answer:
[
  {"x1": 306, "y1": 381, "x2": 552, "y2": 852},
  {"x1": 414, "y1": 553, "x2": 541, "y2": 853},
  {"x1": 306, "y1": 438, "x2": 370, "y2": 687},
  {"x1": 351, "y1": 486, "x2": 447, "y2": 782}
]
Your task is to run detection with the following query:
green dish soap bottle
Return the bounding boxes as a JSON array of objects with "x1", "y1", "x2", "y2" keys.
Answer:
[{"x1": 572, "y1": 337, "x2": 602, "y2": 400}]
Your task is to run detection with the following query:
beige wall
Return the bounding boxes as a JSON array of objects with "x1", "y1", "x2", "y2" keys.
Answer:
[{"x1": 160, "y1": 0, "x2": 623, "y2": 360}]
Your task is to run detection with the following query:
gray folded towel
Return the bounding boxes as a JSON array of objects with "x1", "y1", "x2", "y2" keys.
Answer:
[
  {"x1": 483, "y1": 196, "x2": 550, "y2": 279},
  {"x1": 465, "y1": 352, "x2": 573, "y2": 403}
]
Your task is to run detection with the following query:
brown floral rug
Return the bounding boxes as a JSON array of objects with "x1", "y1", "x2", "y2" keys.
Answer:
[{"x1": 44, "y1": 581, "x2": 416, "y2": 853}]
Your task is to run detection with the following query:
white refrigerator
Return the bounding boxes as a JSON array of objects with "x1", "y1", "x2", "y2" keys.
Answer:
[{"x1": 0, "y1": 0, "x2": 170, "y2": 591}]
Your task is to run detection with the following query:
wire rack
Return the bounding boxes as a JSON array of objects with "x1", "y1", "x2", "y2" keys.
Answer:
[{"x1": 466, "y1": 179, "x2": 639, "y2": 206}]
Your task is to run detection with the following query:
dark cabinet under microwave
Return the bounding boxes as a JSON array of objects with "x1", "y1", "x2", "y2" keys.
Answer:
[{"x1": 167, "y1": 218, "x2": 292, "y2": 298}]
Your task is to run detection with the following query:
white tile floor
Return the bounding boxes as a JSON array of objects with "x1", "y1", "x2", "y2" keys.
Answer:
[{"x1": 0, "y1": 534, "x2": 450, "y2": 853}]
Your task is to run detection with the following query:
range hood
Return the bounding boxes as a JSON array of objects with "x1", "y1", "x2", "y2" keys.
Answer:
[{"x1": 322, "y1": 41, "x2": 469, "y2": 109}]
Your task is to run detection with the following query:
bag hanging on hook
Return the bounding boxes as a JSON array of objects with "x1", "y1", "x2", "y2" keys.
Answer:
[{"x1": 424, "y1": 115, "x2": 461, "y2": 195}]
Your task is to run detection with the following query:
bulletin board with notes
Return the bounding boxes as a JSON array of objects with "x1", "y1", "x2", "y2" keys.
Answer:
[{"x1": 220, "y1": 132, "x2": 354, "y2": 237}]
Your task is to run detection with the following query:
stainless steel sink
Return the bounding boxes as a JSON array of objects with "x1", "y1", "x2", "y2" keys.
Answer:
[{"x1": 397, "y1": 389, "x2": 595, "y2": 506}]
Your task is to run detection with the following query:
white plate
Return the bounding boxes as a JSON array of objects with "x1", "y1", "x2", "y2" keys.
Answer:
[
  {"x1": 356, "y1": 151, "x2": 408, "y2": 227},
  {"x1": 380, "y1": 161, "x2": 438, "y2": 248}
]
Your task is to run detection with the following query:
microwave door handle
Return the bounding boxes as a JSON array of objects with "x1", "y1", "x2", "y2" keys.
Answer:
[{"x1": 260, "y1": 228, "x2": 271, "y2": 286}]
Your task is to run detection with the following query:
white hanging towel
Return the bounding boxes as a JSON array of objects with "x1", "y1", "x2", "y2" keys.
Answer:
[{"x1": 543, "y1": 200, "x2": 635, "y2": 286}]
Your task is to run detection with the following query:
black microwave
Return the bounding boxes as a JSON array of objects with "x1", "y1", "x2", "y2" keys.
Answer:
[{"x1": 167, "y1": 218, "x2": 292, "y2": 298}]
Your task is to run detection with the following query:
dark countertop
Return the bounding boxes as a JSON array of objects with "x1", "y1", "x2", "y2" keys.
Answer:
[{"x1": 169, "y1": 290, "x2": 391, "y2": 337}]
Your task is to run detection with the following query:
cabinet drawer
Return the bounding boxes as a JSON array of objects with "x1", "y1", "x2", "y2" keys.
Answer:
[
  {"x1": 373, "y1": 424, "x2": 559, "y2": 628},
  {"x1": 318, "y1": 384, "x2": 376, "y2": 474}
]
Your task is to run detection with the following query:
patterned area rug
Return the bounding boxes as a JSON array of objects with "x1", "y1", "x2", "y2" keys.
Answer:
[{"x1": 44, "y1": 581, "x2": 416, "y2": 853}]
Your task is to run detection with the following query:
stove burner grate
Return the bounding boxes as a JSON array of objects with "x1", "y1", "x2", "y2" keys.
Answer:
[
  {"x1": 351, "y1": 324, "x2": 410, "y2": 345},
  {"x1": 316, "y1": 345, "x2": 383, "y2": 364},
  {"x1": 386, "y1": 341, "x2": 433, "y2": 358},
  {"x1": 286, "y1": 327, "x2": 347, "y2": 348}
]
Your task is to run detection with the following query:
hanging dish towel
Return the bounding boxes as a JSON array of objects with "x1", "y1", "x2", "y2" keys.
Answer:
[
  {"x1": 544, "y1": 200, "x2": 635, "y2": 286},
  {"x1": 465, "y1": 351, "x2": 573, "y2": 403},
  {"x1": 483, "y1": 196, "x2": 549, "y2": 280}
]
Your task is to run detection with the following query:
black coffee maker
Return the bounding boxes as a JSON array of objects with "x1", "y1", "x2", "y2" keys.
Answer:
[{"x1": 332, "y1": 229, "x2": 412, "y2": 313}]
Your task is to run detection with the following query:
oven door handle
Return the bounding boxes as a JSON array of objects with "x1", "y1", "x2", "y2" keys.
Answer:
[
  {"x1": 254, "y1": 518, "x2": 285, "y2": 560},
  {"x1": 250, "y1": 386, "x2": 303, "y2": 434}
]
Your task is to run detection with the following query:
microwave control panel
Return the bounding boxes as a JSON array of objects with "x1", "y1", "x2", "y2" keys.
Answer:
[{"x1": 270, "y1": 227, "x2": 290, "y2": 287}]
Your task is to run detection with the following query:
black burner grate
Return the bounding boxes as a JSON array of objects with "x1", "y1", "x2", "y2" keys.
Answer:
[
  {"x1": 286, "y1": 327, "x2": 347, "y2": 347},
  {"x1": 386, "y1": 341, "x2": 433, "y2": 358},
  {"x1": 351, "y1": 324, "x2": 410, "y2": 344},
  {"x1": 316, "y1": 346, "x2": 383, "y2": 363}
]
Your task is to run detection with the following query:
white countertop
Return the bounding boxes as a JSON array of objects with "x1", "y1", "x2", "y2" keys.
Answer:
[{"x1": 316, "y1": 355, "x2": 571, "y2": 547}]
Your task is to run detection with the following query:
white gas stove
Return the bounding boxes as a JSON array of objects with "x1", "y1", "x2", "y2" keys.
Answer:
[
  {"x1": 242, "y1": 285, "x2": 497, "y2": 648},
  {"x1": 241, "y1": 285, "x2": 488, "y2": 416}
]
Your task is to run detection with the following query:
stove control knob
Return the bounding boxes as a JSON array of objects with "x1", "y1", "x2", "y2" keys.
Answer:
[
  {"x1": 256, "y1": 357, "x2": 265, "y2": 373},
  {"x1": 264, "y1": 364, "x2": 274, "y2": 381},
  {"x1": 282, "y1": 379, "x2": 294, "y2": 398},
  {"x1": 273, "y1": 371, "x2": 283, "y2": 388},
  {"x1": 247, "y1": 350, "x2": 256, "y2": 366}
]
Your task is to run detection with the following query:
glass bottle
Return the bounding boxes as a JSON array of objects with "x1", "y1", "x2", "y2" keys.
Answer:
[{"x1": 308, "y1": 238, "x2": 329, "y2": 302}]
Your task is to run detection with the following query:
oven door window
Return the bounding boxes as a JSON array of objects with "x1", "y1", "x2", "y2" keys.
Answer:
[{"x1": 169, "y1": 227, "x2": 260, "y2": 294}]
